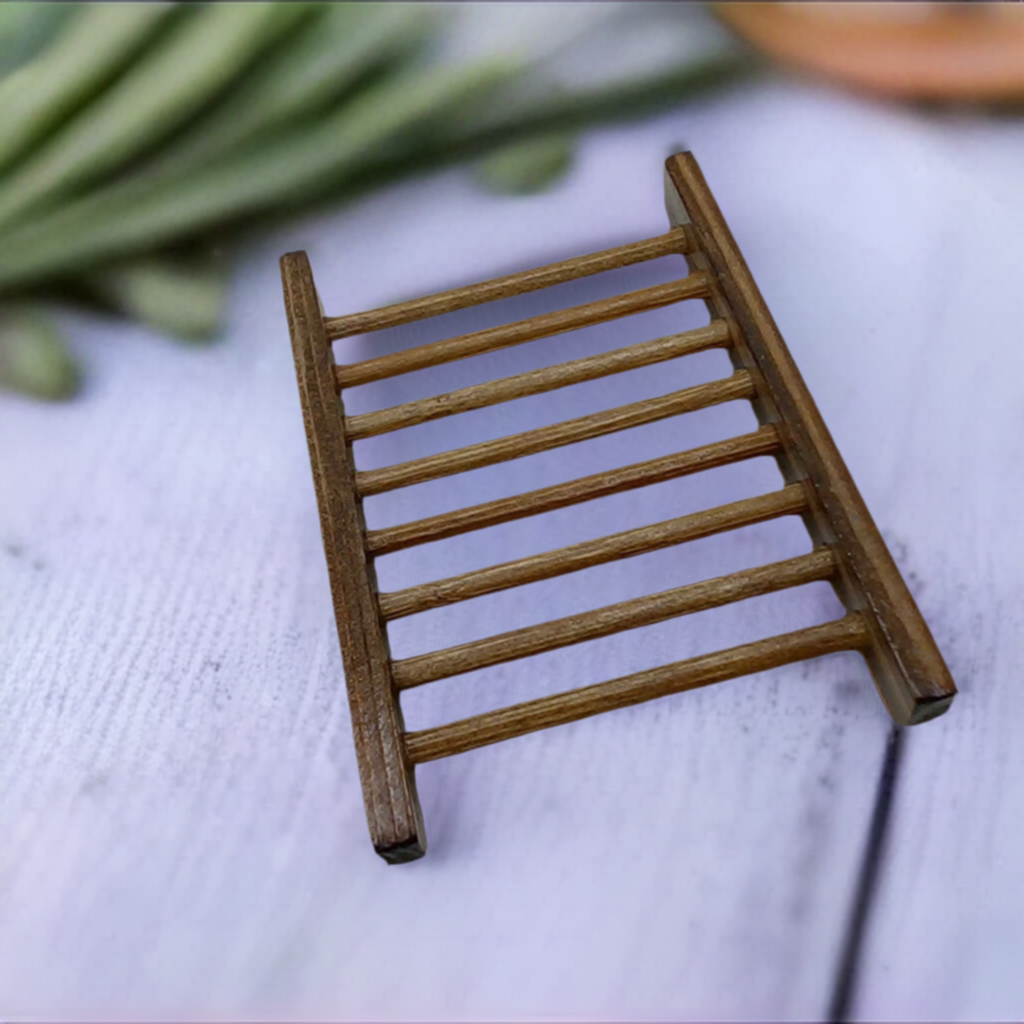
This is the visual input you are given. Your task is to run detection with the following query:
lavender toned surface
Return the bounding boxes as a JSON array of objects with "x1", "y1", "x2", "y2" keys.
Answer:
[{"x1": 2, "y1": 83, "x2": 1023, "y2": 1020}]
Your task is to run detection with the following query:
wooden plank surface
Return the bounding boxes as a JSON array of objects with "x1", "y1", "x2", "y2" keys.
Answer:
[
  {"x1": 0, "y1": 198, "x2": 888, "y2": 1019},
  {"x1": 820, "y1": 146, "x2": 1024, "y2": 1021},
  {"x1": 2, "y1": 91, "x2": 1020, "y2": 1021}
]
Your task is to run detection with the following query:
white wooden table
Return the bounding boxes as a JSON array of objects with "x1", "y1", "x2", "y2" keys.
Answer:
[{"x1": 3, "y1": 80, "x2": 1022, "y2": 1021}]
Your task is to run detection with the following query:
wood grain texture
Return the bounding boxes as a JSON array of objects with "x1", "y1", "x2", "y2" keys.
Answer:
[
  {"x1": 364, "y1": 426, "x2": 781, "y2": 556},
  {"x1": 379, "y1": 484, "x2": 809, "y2": 622},
  {"x1": 664, "y1": 153, "x2": 956, "y2": 727},
  {"x1": 280, "y1": 251, "x2": 425, "y2": 864},
  {"x1": 5, "y1": 85, "x2": 1017, "y2": 1023},
  {"x1": 355, "y1": 371, "x2": 755, "y2": 496},
  {"x1": 323, "y1": 230, "x2": 691, "y2": 339},
  {"x1": 393, "y1": 547, "x2": 836, "y2": 690},
  {"x1": 404, "y1": 615, "x2": 870, "y2": 763},
  {"x1": 334, "y1": 273, "x2": 709, "y2": 388},
  {"x1": 344, "y1": 319, "x2": 731, "y2": 440},
  {"x1": 289, "y1": 149, "x2": 954, "y2": 877}
]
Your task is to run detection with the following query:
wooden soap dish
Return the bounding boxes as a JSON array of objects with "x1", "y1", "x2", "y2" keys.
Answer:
[{"x1": 280, "y1": 151, "x2": 956, "y2": 864}]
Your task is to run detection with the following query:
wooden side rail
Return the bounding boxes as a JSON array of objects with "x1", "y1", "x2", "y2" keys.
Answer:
[
  {"x1": 281, "y1": 251, "x2": 426, "y2": 864},
  {"x1": 324, "y1": 230, "x2": 692, "y2": 340},
  {"x1": 281, "y1": 149, "x2": 955, "y2": 862},
  {"x1": 664, "y1": 153, "x2": 956, "y2": 726},
  {"x1": 403, "y1": 616, "x2": 871, "y2": 763}
]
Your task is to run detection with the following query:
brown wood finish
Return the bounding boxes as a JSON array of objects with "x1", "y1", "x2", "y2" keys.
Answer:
[
  {"x1": 281, "y1": 152, "x2": 954, "y2": 861},
  {"x1": 354, "y1": 372, "x2": 755, "y2": 497},
  {"x1": 363, "y1": 427, "x2": 781, "y2": 556},
  {"x1": 664, "y1": 153, "x2": 956, "y2": 725},
  {"x1": 403, "y1": 615, "x2": 871, "y2": 764},
  {"x1": 392, "y1": 548, "x2": 837, "y2": 691},
  {"x1": 345, "y1": 319, "x2": 731, "y2": 441},
  {"x1": 280, "y1": 252, "x2": 426, "y2": 864},
  {"x1": 324, "y1": 230, "x2": 691, "y2": 340},
  {"x1": 378, "y1": 485, "x2": 809, "y2": 622},
  {"x1": 334, "y1": 274, "x2": 709, "y2": 389}
]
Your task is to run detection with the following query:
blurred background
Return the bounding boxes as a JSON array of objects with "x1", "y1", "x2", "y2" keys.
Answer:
[
  {"x1": 3, "y1": 1, "x2": 1023, "y2": 400},
  {"x1": 0, "y1": 1, "x2": 748, "y2": 399},
  {"x1": 2, "y1": 4, "x2": 1023, "y2": 1022}
]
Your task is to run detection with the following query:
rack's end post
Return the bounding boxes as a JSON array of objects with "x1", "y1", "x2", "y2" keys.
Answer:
[
  {"x1": 664, "y1": 152, "x2": 693, "y2": 229},
  {"x1": 280, "y1": 250, "x2": 427, "y2": 864},
  {"x1": 376, "y1": 831, "x2": 428, "y2": 865}
]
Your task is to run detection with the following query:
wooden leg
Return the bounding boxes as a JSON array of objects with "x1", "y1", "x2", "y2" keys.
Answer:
[
  {"x1": 281, "y1": 251, "x2": 426, "y2": 863},
  {"x1": 663, "y1": 152, "x2": 956, "y2": 726}
]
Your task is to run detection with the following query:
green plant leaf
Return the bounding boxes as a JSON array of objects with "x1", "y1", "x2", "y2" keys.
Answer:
[
  {"x1": 0, "y1": 5, "x2": 175, "y2": 175},
  {"x1": 0, "y1": 3, "x2": 315, "y2": 231},
  {"x1": 0, "y1": 304, "x2": 80, "y2": 400},
  {"x1": 0, "y1": 2, "x2": 759, "y2": 402},
  {"x1": 85, "y1": 255, "x2": 231, "y2": 343},
  {"x1": 146, "y1": 4, "x2": 440, "y2": 178},
  {"x1": 0, "y1": 3, "x2": 78, "y2": 76},
  {"x1": 0, "y1": 59, "x2": 515, "y2": 290},
  {"x1": 473, "y1": 133, "x2": 576, "y2": 195}
]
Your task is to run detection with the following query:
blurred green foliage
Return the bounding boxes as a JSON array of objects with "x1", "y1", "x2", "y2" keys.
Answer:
[{"x1": 0, "y1": 3, "x2": 748, "y2": 400}]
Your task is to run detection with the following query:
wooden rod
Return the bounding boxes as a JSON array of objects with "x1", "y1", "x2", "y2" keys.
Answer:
[
  {"x1": 364, "y1": 427, "x2": 781, "y2": 556},
  {"x1": 356, "y1": 371, "x2": 754, "y2": 496},
  {"x1": 403, "y1": 614, "x2": 870, "y2": 762},
  {"x1": 324, "y1": 230, "x2": 692, "y2": 340},
  {"x1": 279, "y1": 251, "x2": 426, "y2": 864},
  {"x1": 335, "y1": 273, "x2": 710, "y2": 389},
  {"x1": 392, "y1": 547, "x2": 835, "y2": 691},
  {"x1": 380, "y1": 484, "x2": 808, "y2": 623},
  {"x1": 345, "y1": 319, "x2": 731, "y2": 440},
  {"x1": 665, "y1": 152, "x2": 957, "y2": 727}
]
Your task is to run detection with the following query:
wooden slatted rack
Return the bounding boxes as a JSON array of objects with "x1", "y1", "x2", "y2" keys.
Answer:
[{"x1": 280, "y1": 151, "x2": 956, "y2": 864}]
